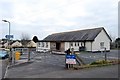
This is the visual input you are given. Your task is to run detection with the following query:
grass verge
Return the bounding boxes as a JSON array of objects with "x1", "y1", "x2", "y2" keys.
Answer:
[{"x1": 73, "y1": 59, "x2": 120, "y2": 70}]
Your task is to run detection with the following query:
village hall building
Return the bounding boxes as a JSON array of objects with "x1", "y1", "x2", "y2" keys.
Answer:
[{"x1": 37, "y1": 27, "x2": 112, "y2": 52}]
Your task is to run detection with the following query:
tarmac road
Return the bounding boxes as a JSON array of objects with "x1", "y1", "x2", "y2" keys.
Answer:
[
  {"x1": 5, "y1": 60, "x2": 119, "y2": 78},
  {"x1": 5, "y1": 50, "x2": 119, "y2": 78}
]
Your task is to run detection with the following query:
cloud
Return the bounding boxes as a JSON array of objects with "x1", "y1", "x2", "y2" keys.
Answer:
[{"x1": 0, "y1": 0, "x2": 118, "y2": 39}]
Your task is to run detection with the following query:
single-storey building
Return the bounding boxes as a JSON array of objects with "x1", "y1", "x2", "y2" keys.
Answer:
[
  {"x1": 27, "y1": 40, "x2": 37, "y2": 47},
  {"x1": 37, "y1": 27, "x2": 112, "y2": 52},
  {"x1": 11, "y1": 41, "x2": 22, "y2": 47}
]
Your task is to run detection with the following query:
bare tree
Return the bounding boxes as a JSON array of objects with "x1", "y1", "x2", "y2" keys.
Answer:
[
  {"x1": 108, "y1": 32, "x2": 116, "y2": 42},
  {"x1": 109, "y1": 33, "x2": 117, "y2": 49},
  {"x1": 20, "y1": 33, "x2": 30, "y2": 47},
  {"x1": 21, "y1": 33, "x2": 30, "y2": 40}
]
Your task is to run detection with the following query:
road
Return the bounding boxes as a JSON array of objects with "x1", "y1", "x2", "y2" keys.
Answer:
[
  {"x1": 5, "y1": 60, "x2": 119, "y2": 78},
  {"x1": 5, "y1": 50, "x2": 119, "y2": 78}
]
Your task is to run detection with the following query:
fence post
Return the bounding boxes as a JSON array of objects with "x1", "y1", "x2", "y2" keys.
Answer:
[
  {"x1": 104, "y1": 48, "x2": 107, "y2": 61},
  {"x1": 12, "y1": 48, "x2": 15, "y2": 65},
  {"x1": 71, "y1": 48, "x2": 74, "y2": 68},
  {"x1": 28, "y1": 48, "x2": 30, "y2": 62}
]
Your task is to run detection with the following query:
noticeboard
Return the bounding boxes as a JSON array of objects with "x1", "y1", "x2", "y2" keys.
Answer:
[{"x1": 66, "y1": 54, "x2": 76, "y2": 64}]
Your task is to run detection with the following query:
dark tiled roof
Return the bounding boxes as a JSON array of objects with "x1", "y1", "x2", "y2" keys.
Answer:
[{"x1": 43, "y1": 27, "x2": 111, "y2": 42}]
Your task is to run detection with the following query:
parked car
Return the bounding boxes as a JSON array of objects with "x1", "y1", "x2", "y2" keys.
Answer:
[{"x1": 0, "y1": 50, "x2": 9, "y2": 59}]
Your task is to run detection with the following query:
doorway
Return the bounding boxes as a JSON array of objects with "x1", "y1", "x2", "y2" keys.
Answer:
[{"x1": 56, "y1": 42, "x2": 61, "y2": 50}]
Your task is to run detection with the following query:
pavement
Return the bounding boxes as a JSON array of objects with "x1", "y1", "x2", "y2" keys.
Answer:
[
  {"x1": 4, "y1": 50, "x2": 119, "y2": 78},
  {"x1": 0, "y1": 60, "x2": 2, "y2": 79},
  {"x1": 0, "y1": 59, "x2": 9, "y2": 79}
]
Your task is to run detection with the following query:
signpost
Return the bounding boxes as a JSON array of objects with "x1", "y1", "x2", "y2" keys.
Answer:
[
  {"x1": 5, "y1": 35, "x2": 14, "y2": 39},
  {"x1": 66, "y1": 55, "x2": 76, "y2": 64}
]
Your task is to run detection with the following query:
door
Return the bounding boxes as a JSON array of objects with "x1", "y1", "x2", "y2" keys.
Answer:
[{"x1": 56, "y1": 42, "x2": 61, "y2": 50}]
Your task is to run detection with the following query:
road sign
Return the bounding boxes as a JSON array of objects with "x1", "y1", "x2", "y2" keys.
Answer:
[
  {"x1": 5, "y1": 35, "x2": 14, "y2": 39},
  {"x1": 66, "y1": 55, "x2": 76, "y2": 64}
]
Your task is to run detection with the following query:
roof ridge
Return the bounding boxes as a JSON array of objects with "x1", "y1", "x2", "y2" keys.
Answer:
[{"x1": 51, "y1": 27, "x2": 104, "y2": 35}]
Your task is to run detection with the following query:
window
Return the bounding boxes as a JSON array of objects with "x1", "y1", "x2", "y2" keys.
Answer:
[
  {"x1": 42, "y1": 42, "x2": 44, "y2": 47},
  {"x1": 81, "y1": 43, "x2": 83, "y2": 46},
  {"x1": 78, "y1": 42, "x2": 79, "y2": 46},
  {"x1": 39, "y1": 42, "x2": 41, "y2": 47},
  {"x1": 75, "y1": 42, "x2": 76, "y2": 46},
  {"x1": 46, "y1": 42, "x2": 48, "y2": 48},
  {"x1": 70, "y1": 42, "x2": 73, "y2": 46},
  {"x1": 100, "y1": 42, "x2": 104, "y2": 48}
]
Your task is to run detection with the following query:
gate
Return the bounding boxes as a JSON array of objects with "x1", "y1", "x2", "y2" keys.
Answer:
[{"x1": 11, "y1": 47, "x2": 36, "y2": 65}]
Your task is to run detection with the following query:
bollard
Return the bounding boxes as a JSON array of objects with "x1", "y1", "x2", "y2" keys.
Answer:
[{"x1": 15, "y1": 51, "x2": 21, "y2": 60}]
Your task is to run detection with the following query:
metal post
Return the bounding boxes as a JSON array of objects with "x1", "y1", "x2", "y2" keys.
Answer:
[
  {"x1": 71, "y1": 48, "x2": 74, "y2": 68},
  {"x1": 28, "y1": 48, "x2": 30, "y2": 62},
  {"x1": 8, "y1": 22, "x2": 12, "y2": 64},
  {"x1": 104, "y1": 48, "x2": 107, "y2": 61},
  {"x1": 2, "y1": 20, "x2": 12, "y2": 64}
]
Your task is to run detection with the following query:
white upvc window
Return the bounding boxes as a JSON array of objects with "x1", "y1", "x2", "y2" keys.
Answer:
[
  {"x1": 100, "y1": 42, "x2": 104, "y2": 49},
  {"x1": 75, "y1": 42, "x2": 77, "y2": 46},
  {"x1": 70, "y1": 42, "x2": 73, "y2": 47},
  {"x1": 39, "y1": 42, "x2": 41, "y2": 47},
  {"x1": 46, "y1": 42, "x2": 48, "y2": 48},
  {"x1": 77, "y1": 42, "x2": 79, "y2": 46},
  {"x1": 42, "y1": 42, "x2": 44, "y2": 47}
]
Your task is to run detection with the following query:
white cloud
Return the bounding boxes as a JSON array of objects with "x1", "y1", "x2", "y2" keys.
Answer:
[
  {"x1": 9, "y1": 0, "x2": 90, "y2": 26},
  {"x1": 0, "y1": 0, "x2": 118, "y2": 39}
]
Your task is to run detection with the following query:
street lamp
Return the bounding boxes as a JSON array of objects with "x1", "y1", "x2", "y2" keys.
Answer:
[
  {"x1": 2, "y1": 20, "x2": 12, "y2": 64},
  {"x1": 2, "y1": 20, "x2": 11, "y2": 42}
]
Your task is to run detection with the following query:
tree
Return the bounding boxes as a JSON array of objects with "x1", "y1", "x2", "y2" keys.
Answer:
[
  {"x1": 20, "y1": 33, "x2": 30, "y2": 40},
  {"x1": 32, "y1": 36, "x2": 39, "y2": 43},
  {"x1": 20, "y1": 33, "x2": 30, "y2": 47},
  {"x1": 115, "y1": 37, "x2": 120, "y2": 48}
]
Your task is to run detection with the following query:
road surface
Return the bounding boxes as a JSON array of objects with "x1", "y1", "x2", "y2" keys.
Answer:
[{"x1": 5, "y1": 50, "x2": 119, "y2": 78}]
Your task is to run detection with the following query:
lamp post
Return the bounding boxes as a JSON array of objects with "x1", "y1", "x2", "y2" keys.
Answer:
[
  {"x1": 2, "y1": 20, "x2": 11, "y2": 42},
  {"x1": 2, "y1": 20, "x2": 12, "y2": 64}
]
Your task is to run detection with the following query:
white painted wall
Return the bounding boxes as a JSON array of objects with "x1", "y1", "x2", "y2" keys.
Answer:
[
  {"x1": 72, "y1": 42, "x2": 79, "y2": 51},
  {"x1": 65, "y1": 42, "x2": 70, "y2": 51},
  {"x1": 92, "y1": 30, "x2": 111, "y2": 51},
  {"x1": 85, "y1": 42, "x2": 92, "y2": 51},
  {"x1": 65, "y1": 42, "x2": 84, "y2": 51},
  {"x1": 36, "y1": 42, "x2": 50, "y2": 51}
]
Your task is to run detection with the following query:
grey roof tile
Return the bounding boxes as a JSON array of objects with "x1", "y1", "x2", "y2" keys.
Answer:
[{"x1": 42, "y1": 27, "x2": 111, "y2": 42}]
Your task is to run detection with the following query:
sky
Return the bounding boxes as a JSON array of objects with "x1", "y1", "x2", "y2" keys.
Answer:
[{"x1": 0, "y1": 0, "x2": 118, "y2": 40}]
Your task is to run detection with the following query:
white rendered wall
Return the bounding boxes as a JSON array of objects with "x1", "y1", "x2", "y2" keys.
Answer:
[
  {"x1": 85, "y1": 42, "x2": 92, "y2": 51},
  {"x1": 92, "y1": 30, "x2": 111, "y2": 51},
  {"x1": 36, "y1": 42, "x2": 50, "y2": 51}
]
